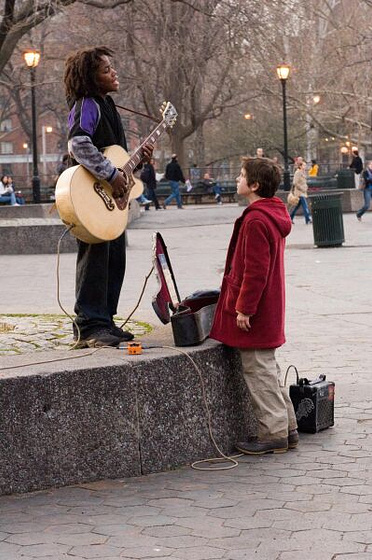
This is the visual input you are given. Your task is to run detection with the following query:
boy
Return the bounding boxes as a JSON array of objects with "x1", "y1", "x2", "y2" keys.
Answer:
[{"x1": 210, "y1": 157, "x2": 298, "y2": 455}]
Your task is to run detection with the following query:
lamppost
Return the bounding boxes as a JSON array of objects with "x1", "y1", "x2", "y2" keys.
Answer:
[
  {"x1": 276, "y1": 64, "x2": 291, "y2": 191},
  {"x1": 23, "y1": 49, "x2": 41, "y2": 203},
  {"x1": 23, "y1": 142, "x2": 30, "y2": 181},
  {"x1": 340, "y1": 146, "x2": 349, "y2": 168},
  {"x1": 41, "y1": 125, "x2": 53, "y2": 177},
  {"x1": 306, "y1": 94, "x2": 320, "y2": 163}
]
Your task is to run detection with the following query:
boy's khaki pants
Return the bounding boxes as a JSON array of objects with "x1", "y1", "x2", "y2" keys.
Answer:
[{"x1": 240, "y1": 348, "x2": 297, "y2": 441}]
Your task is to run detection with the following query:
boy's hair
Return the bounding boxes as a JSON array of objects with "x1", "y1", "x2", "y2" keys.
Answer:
[
  {"x1": 242, "y1": 157, "x2": 281, "y2": 198},
  {"x1": 64, "y1": 46, "x2": 114, "y2": 107}
]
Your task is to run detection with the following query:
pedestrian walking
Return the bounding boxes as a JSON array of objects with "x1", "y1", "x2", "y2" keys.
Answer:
[
  {"x1": 289, "y1": 161, "x2": 312, "y2": 224},
  {"x1": 356, "y1": 160, "x2": 372, "y2": 221},
  {"x1": 163, "y1": 154, "x2": 185, "y2": 209},
  {"x1": 350, "y1": 148, "x2": 363, "y2": 189},
  {"x1": 210, "y1": 157, "x2": 298, "y2": 455},
  {"x1": 140, "y1": 158, "x2": 160, "y2": 210}
]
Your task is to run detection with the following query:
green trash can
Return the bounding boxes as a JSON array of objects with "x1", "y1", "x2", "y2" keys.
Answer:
[
  {"x1": 310, "y1": 193, "x2": 345, "y2": 247},
  {"x1": 336, "y1": 168, "x2": 355, "y2": 189}
]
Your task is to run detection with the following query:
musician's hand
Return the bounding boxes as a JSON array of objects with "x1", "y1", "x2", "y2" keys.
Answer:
[
  {"x1": 110, "y1": 171, "x2": 128, "y2": 199},
  {"x1": 141, "y1": 143, "x2": 154, "y2": 164}
]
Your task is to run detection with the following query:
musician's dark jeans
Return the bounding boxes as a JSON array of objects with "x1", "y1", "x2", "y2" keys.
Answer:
[{"x1": 74, "y1": 231, "x2": 126, "y2": 338}]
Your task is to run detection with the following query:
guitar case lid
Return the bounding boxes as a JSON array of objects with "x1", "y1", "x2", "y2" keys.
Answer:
[
  {"x1": 152, "y1": 231, "x2": 181, "y2": 325},
  {"x1": 152, "y1": 232, "x2": 220, "y2": 346}
]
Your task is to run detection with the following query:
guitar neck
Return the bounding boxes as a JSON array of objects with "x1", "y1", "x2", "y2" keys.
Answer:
[{"x1": 123, "y1": 120, "x2": 168, "y2": 175}]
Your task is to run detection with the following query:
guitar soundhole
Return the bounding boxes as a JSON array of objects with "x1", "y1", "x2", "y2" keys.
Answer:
[{"x1": 93, "y1": 183, "x2": 115, "y2": 211}]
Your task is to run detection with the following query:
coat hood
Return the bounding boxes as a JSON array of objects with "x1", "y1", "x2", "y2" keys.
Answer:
[{"x1": 244, "y1": 196, "x2": 292, "y2": 238}]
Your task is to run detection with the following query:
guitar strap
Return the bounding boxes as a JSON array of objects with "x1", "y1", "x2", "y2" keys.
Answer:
[{"x1": 115, "y1": 103, "x2": 160, "y2": 124}]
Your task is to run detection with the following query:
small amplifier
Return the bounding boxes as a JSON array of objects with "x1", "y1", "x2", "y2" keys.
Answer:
[{"x1": 287, "y1": 366, "x2": 335, "y2": 433}]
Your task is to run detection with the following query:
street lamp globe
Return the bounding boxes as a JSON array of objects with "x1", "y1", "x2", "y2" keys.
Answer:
[
  {"x1": 276, "y1": 64, "x2": 291, "y2": 191},
  {"x1": 23, "y1": 49, "x2": 40, "y2": 68},
  {"x1": 276, "y1": 64, "x2": 290, "y2": 81}
]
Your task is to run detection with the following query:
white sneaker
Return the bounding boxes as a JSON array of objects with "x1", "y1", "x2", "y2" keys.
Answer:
[{"x1": 12, "y1": 203, "x2": 20, "y2": 206}]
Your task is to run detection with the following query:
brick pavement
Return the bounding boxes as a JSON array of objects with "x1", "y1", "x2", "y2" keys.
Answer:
[
  {"x1": 0, "y1": 207, "x2": 372, "y2": 559},
  {"x1": 0, "y1": 315, "x2": 148, "y2": 355}
]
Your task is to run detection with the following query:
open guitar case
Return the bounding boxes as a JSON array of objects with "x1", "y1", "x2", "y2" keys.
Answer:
[{"x1": 152, "y1": 232, "x2": 220, "y2": 347}]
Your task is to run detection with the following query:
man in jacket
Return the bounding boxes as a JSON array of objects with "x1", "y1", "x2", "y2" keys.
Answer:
[
  {"x1": 163, "y1": 154, "x2": 185, "y2": 209},
  {"x1": 356, "y1": 160, "x2": 372, "y2": 221},
  {"x1": 350, "y1": 148, "x2": 363, "y2": 189},
  {"x1": 210, "y1": 157, "x2": 298, "y2": 455},
  {"x1": 140, "y1": 158, "x2": 160, "y2": 210}
]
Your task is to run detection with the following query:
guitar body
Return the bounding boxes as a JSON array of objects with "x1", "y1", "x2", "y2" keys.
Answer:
[
  {"x1": 55, "y1": 145, "x2": 143, "y2": 244},
  {"x1": 55, "y1": 101, "x2": 178, "y2": 244}
]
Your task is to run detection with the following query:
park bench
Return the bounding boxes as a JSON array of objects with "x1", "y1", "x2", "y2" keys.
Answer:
[
  {"x1": 155, "y1": 180, "x2": 237, "y2": 204},
  {"x1": 307, "y1": 175, "x2": 337, "y2": 189}
]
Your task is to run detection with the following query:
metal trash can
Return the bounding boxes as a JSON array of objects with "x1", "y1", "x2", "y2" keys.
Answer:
[
  {"x1": 310, "y1": 193, "x2": 345, "y2": 247},
  {"x1": 336, "y1": 168, "x2": 355, "y2": 189}
]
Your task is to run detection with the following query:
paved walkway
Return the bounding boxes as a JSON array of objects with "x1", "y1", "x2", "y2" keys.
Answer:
[{"x1": 1, "y1": 205, "x2": 372, "y2": 559}]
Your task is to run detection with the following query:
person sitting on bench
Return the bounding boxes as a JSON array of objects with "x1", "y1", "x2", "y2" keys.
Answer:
[
  {"x1": 200, "y1": 173, "x2": 222, "y2": 204},
  {"x1": 0, "y1": 175, "x2": 18, "y2": 206}
]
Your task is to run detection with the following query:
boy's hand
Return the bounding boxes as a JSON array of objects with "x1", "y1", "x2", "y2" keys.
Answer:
[{"x1": 236, "y1": 311, "x2": 252, "y2": 331}]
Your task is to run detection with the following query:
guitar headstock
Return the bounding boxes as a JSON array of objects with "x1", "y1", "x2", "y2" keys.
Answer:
[{"x1": 160, "y1": 102, "x2": 178, "y2": 128}]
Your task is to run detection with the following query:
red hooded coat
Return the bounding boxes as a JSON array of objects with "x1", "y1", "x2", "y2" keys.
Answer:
[{"x1": 210, "y1": 197, "x2": 292, "y2": 349}]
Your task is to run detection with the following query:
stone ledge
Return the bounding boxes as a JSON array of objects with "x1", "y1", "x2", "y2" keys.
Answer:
[
  {"x1": 0, "y1": 222, "x2": 78, "y2": 254},
  {"x1": 0, "y1": 203, "x2": 56, "y2": 219},
  {"x1": 0, "y1": 340, "x2": 256, "y2": 496},
  {"x1": 0, "y1": 200, "x2": 141, "y2": 254}
]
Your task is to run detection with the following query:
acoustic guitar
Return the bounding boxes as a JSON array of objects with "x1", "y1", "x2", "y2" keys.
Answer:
[{"x1": 55, "y1": 101, "x2": 177, "y2": 244}]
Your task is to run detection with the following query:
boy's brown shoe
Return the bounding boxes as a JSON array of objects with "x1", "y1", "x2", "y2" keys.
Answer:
[
  {"x1": 288, "y1": 429, "x2": 300, "y2": 449},
  {"x1": 236, "y1": 438, "x2": 288, "y2": 455}
]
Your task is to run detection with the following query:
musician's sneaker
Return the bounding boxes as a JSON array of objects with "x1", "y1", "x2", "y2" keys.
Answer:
[
  {"x1": 74, "y1": 328, "x2": 122, "y2": 348},
  {"x1": 110, "y1": 323, "x2": 134, "y2": 342}
]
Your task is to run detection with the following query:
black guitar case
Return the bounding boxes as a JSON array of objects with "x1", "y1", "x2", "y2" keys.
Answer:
[{"x1": 152, "y1": 232, "x2": 219, "y2": 347}]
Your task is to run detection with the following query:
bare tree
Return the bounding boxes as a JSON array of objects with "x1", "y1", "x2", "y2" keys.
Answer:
[
  {"x1": 2, "y1": 0, "x2": 372, "y2": 177},
  {"x1": 0, "y1": 0, "x2": 140, "y2": 75}
]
